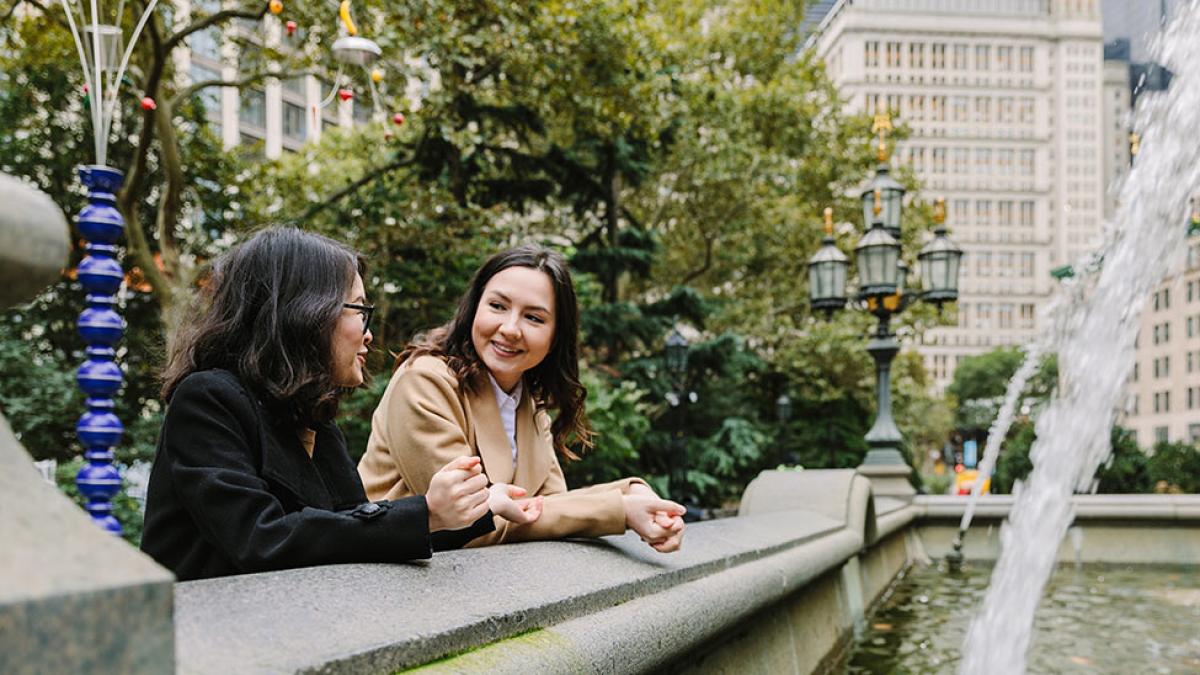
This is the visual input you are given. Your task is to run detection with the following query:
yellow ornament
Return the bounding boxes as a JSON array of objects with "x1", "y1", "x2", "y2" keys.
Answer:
[
  {"x1": 370, "y1": 68, "x2": 383, "y2": 83},
  {"x1": 268, "y1": 0, "x2": 282, "y2": 14}
]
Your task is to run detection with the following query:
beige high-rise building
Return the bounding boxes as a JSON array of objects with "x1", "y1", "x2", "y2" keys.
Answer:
[
  {"x1": 813, "y1": 0, "x2": 1107, "y2": 391},
  {"x1": 1123, "y1": 239, "x2": 1200, "y2": 447}
]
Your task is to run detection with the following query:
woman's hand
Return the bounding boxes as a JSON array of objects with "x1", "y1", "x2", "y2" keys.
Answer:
[
  {"x1": 425, "y1": 456, "x2": 490, "y2": 532},
  {"x1": 488, "y1": 483, "x2": 543, "y2": 525},
  {"x1": 623, "y1": 494, "x2": 686, "y2": 553}
]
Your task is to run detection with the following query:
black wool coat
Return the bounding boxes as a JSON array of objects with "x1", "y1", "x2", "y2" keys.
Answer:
[{"x1": 140, "y1": 369, "x2": 493, "y2": 581}]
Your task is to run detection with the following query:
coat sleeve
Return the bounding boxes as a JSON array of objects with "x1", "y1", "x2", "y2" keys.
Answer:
[{"x1": 161, "y1": 373, "x2": 442, "y2": 573}]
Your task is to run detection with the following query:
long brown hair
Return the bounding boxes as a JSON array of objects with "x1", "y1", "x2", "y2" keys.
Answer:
[
  {"x1": 397, "y1": 245, "x2": 593, "y2": 459},
  {"x1": 162, "y1": 227, "x2": 366, "y2": 425}
]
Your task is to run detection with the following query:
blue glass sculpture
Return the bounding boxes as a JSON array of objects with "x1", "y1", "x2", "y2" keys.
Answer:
[{"x1": 74, "y1": 165, "x2": 126, "y2": 535}]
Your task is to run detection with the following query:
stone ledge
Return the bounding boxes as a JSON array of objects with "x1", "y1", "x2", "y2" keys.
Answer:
[
  {"x1": 173, "y1": 469, "x2": 889, "y2": 674},
  {"x1": 915, "y1": 494, "x2": 1200, "y2": 521},
  {"x1": 175, "y1": 509, "x2": 849, "y2": 674}
]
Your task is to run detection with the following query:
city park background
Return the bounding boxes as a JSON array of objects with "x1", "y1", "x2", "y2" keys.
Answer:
[{"x1": 1, "y1": 0, "x2": 1197, "y2": 546}]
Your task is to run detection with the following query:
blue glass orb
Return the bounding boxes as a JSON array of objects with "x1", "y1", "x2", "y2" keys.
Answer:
[
  {"x1": 77, "y1": 255, "x2": 124, "y2": 295},
  {"x1": 92, "y1": 513, "x2": 123, "y2": 535},
  {"x1": 76, "y1": 410, "x2": 124, "y2": 448},
  {"x1": 79, "y1": 165, "x2": 125, "y2": 194},
  {"x1": 77, "y1": 201, "x2": 125, "y2": 244},
  {"x1": 76, "y1": 461, "x2": 121, "y2": 500},
  {"x1": 77, "y1": 306, "x2": 125, "y2": 345},
  {"x1": 78, "y1": 360, "x2": 123, "y2": 398}
]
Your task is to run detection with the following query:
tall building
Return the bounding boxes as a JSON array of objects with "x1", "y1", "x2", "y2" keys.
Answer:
[
  {"x1": 1123, "y1": 239, "x2": 1200, "y2": 447},
  {"x1": 813, "y1": 0, "x2": 1107, "y2": 391}
]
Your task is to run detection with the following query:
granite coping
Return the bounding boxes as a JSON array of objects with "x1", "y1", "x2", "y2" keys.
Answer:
[
  {"x1": 914, "y1": 494, "x2": 1200, "y2": 521},
  {"x1": 174, "y1": 509, "x2": 848, "y2": 674},
  {"x1": 412, "y1": 528, "x2": 866, "y2": 674}
]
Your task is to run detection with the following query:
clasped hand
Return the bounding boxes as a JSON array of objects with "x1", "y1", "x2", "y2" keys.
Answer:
[
  {"x1": 623, "y1": 483, "x2": 686, "y2": 553},
  {"x1": 425, "y1": 457, "x2": 543, "y2": 532}
]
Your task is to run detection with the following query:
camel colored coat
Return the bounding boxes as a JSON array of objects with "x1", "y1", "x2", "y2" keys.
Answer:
[{"x1": 358, "y1": 355, "x2": 644, "y2": 546}]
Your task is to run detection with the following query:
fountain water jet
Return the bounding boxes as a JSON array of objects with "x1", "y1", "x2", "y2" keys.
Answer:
[{"x1": 959, "y1": 6, "x2": 1200, "y2": 673}]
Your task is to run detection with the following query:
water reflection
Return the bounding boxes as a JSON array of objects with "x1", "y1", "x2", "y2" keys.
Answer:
[{"x1": 845, "y1": 564, "x2": 1200, "y2": 674}]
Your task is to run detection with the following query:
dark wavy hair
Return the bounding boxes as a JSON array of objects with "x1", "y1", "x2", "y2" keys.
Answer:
[
  {"x1": 161, "y1": 227, "x2": 366, "y2": 425},
  {"x1": 397, "y1": 245, "x2": 593, "y2": 459}
]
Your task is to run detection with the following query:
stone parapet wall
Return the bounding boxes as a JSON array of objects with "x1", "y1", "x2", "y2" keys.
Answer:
[
  {"x1": 914, "y1": 494, "x2": 1200, "y2": 564},
  {"x1": 175, "y1": 470, "x2": 909, "y2": 674}
]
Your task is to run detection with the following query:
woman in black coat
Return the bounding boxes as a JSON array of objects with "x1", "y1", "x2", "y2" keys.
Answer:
[{"x1": 141, "y1": 228, "x2": 540, "y2": 581}]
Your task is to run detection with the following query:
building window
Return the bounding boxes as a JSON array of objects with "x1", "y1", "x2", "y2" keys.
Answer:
[
  {"x1": 953, "y1": 44, "x2": 968, "y2": 70},
  {"x1": 1019, "y1": 46, "x2": 1034, "y2": 72},
  {"x1": 932, "y1": 147, "x2": 946, "y2": 173},
  {"x1": 1019, "y1": 97, "x2": 1035, "y2": 125},
  {"x1": 1020, "y1": 201, "x2": 1035, "y2": 227},
  {"x1": 1020, "y1": 303, "x2": 1035, "y2": 329},
  {"x1": 865, "y1": 41, "x2": 880, "y2": 67},
  {"x1": 975, "y1": 45, "x2": 990, "y2": 71},
  {"x1": 239, "y1": 88, "x2": 266, "y2": 129},
  {"x1": 977, "y1": 251, "x2": 992, "y2": 277},
  {"x1": 190, "y1": 64, "x2": 222, "y2": 115},
  {"x1": 283, "y1": 101, "x2": 306, "y2": 141},
  {"x1": 1019, "y1": 149, "x2": 1035, "y2": 176},
  {"x1": 997, "y1": 46, "x2": 1013, "y2": 72},
  {"x1": 190, "y1": 26, "x2": 221, "y2": 61},
  {"x1": 1156, "y1": 426, "x2": 1169, "y2": 443},
  {"x1": 974, "y1": 96, "x2": 991, "y2": 123},
  {"x1": 909, "y1": 43, "x2": 925, "y2": 69},
  {"x1": 975, "y1": 200, "x2": 992, "y2": 225},
  {"x1": 931, "y1": 43, "x2": 946, "y2": 69},
  {"x1": 1020, "y1": 253, "x2": 1035, "y2": 278},
  {"x1": 1189, "y1": 423, "x2": 1200, "y2": 443},
  {"x1": 975, "y1": 149, "x2": 991, "y2": 175},
  {"x1": 886, "y1": 42, "x2": 902, "y2": 68}
]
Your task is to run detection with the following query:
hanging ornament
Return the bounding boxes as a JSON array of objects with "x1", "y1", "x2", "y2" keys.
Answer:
[
  {"x1": 140, "y1": 97, "x2": 157, "y2": 111},
  {"x1": 392, "y1": 112, "x2": 405, "y2": 126},
  {"x1": 286, "y1": 20, "x2": 297, "y2": 36},
  {"x1": 268, "y1": 0, "x2": 283, "y2": 15},
  {"x1": 338, "y1": 89, "x2": 354, "y2": 102},
  {"x1": 370, "y1": 68, "x2": 383, "y2": 83},
  {"x1": 384, "y1": 131, "x2": 393, "y2": 141}
]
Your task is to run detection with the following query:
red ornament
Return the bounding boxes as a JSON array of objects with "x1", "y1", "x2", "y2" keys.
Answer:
[
  {"x1": 338, "y1": 89, "x2": 354, "y2": 102},
  {"x1": 392, "y1": 112, "x2": 406, "y2": 126},
  {"x1": 82, "y1": 84, "x2": 89, "y2": 94},
  {"x1": 286, "y1": 20, "x2": 297, "y2": 36},
  {"x1": 140, "y1": 97, "x2": 157, "y2": 111}
]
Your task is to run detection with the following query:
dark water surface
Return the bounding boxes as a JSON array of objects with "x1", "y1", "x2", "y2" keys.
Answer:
[{"x1": 844, "y1": 563, "x2": 1200, "y2": 674}]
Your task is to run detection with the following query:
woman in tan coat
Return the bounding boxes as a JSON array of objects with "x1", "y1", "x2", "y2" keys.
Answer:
[{"x1": 358, "y1": 245, "x2": 686, "y2": 551}]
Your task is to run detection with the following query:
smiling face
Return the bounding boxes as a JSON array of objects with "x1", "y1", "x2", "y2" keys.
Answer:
[
  {"x1": 330, "y1": 273, "x2": 373, "y2": 388},
  {"x1": 471, "y1": 266, "x2": 557, "y2": 392}
]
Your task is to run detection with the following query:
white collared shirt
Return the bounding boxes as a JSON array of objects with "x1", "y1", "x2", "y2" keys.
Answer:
[{"x1": 488, "y1": 373, "x2": 522, "y2": 469}]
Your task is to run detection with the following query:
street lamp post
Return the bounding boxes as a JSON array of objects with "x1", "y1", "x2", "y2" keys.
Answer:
[
  {"x1": 775, "y1": 393, "x2": 793, "y2": 464},
  {"x1": 805, "y1": 109, "x2": 964, "y2": 497},
  {"x1": 664, "y1": 329, "x2": 690, "y2": 502}
]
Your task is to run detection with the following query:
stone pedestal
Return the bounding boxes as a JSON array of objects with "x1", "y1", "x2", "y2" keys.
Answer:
[{"x1": 856, "y1": 460, "x2": 916, "y2": 499}]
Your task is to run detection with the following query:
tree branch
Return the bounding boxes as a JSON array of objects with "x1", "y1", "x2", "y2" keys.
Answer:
[
  {"x1": 169, "y1": 68, "x2": 314, "y2": 108},
  {"x1": 290, "y1": 154, "x2": 420, "y2": 225},
  {"x1": 163, "y1": 2, "x2": 268, "y2": 53}
]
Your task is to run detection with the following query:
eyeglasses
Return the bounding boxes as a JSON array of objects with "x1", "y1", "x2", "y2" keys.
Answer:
[{"x1": 343, "y1": 303, "x2": 374, "y2": 334}]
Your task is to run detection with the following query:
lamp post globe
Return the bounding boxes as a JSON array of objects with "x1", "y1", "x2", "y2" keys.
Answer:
[
  {"x1": 775, "y1": 394, "x2": 793, "y2": 423},
  {"x1": 861, "y1": 163, "x2": 906, "y2": 240},
  {"x1": 855, "y1": 221, "x2": 901, "y2": 300},
  {"x1": 918, "y1": 198, "x2": 965, "y2": 304},
  {"x1": 665, "y1": 329, "x2": 689, "y2": 380},
  {"x1": 808, "y1": 207, "x2": 849, "y2": 313}
]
